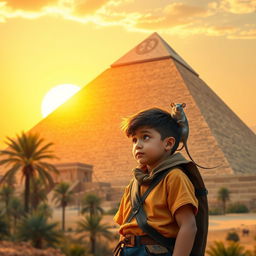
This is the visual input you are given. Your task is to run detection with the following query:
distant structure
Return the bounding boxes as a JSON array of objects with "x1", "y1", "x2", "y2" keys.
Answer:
[{"x1": 1, "y1": 32, "x2": 256, "y2": 209}]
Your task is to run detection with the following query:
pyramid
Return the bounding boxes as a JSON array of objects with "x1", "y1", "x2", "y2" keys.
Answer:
[{"x1": 3, "y1": 32, "x2": 256, "y2": 187}]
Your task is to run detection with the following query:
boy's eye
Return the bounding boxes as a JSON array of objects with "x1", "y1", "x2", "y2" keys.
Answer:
[
  {"x1": 132, "y1": 138, "x2": 137, "y2": 143},
  {"x1": 143, "y1": 135, "x2": 150, "y2": 140}
]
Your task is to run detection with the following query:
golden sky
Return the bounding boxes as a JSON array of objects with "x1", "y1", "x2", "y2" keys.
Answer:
[{"x1": 0, "y1": 0, "x2": 255, "y2": 149}]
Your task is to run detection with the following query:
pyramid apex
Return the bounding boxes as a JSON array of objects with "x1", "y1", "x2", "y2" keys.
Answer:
[{"x1": 111, "y1": 32, "x2": 198, "y2": 76}]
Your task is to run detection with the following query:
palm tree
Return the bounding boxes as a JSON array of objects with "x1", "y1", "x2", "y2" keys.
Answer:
[
  {"x1": 218, "y1": 187, "x2": 230, "y2": 214},
  {"x1": 36, "y1": 202, "x2": 53, "y2": 219},
  {"x1": 0, "y1": 184, "x2": 14, "y2": 210},
  {"x1": 0, "y1": 210, "x2": 9, "y2": 240},
  {"x1": 17, "y1": 211, "x2": 62, "y2": 249},
  {"x1": 52, "y1": 182, "x2": 74, "y2": 232},
  {"x1": 207, "y1": 241, "x2": 250, "y2": 256},
  {"x1": 66, "y1": 244, "x2": 87, "y2": 256},
  {"x1": 76, "y1": 215, "x2": 114, "y2": 255},
  {"x1": 0, "y1": 131, "x2": 59, "y2": 213},
  {"x1": 30, "y1": 177, "x2": 48, "y2": 210},
  {"x1": 58, "y1": 235, "x2": 90, "y2": 256},
  {"x1": 8, "y1": 196, "x2": 24, "y2": 235},
  {"x1": 81, "y1": 193, "x2": 104, "y2": 218}
]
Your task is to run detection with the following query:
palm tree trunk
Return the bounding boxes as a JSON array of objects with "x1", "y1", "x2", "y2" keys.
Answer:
[
  {"x1": 90, "y1": 203, "x2": 93, "y2": 218},
  {"x1": 5, "y1": 198, "x2": 8, "y2": 210},
  {"x1": 90, "y1": 235, "x2": 96, "y2": 255},
  {"x1": 35, "y1": 238, "x2": 43, "y2": 249},
  {"x1": 62, "y1": 206, "x2": 65, "y2": 231},
  {"x1": 24, "y1": 173, "x2": 30, "y2": 213},
  {"x1": 32, "y1": 180, "x2": 38, "y2": 210},
  {"x1": 14, "y1": 216, "x2": 17, "y2": 235}
]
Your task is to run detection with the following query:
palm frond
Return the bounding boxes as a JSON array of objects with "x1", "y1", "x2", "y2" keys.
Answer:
[
  {"x1": 0, "y1": 163, "x2": 21, "y2": 185},
  {"x1": 34, "y1": 164, "x2": 55, "y2": 188},
  {"x1": 4, "y1": 136, "x2": 22, "y2": 153},
  {"x1": 0, "y1": 158, "x2": 21, "y2": 166},
  {"x1": 33, "y1": 154, "x2": 59, "y2": 161},
  {"x1": 33, "y1": 142, "x2": 56, "y2": 159},
  {"x1": 0, "y1": 150, "x2": 21, "y2": 158},
  {"x1": 17, "y1": 132, "x2": 29, "y2": 156},
  {"x1": 38, "y1": 161, "x2": 60, "y2": 175}
]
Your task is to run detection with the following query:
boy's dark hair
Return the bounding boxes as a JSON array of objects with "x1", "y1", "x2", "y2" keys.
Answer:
[{"x1": 121, "y1": 108, "x2": 181, "y2": 154}]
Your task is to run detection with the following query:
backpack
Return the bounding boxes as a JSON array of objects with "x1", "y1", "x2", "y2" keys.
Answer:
[{"x1": 124, "y1": 162, "x2": 208, "y2": 256}]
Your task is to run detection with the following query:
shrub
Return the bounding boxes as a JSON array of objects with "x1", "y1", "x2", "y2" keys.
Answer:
[
  {"x1": 227, "y1": 203, "x2": 249, "y2": 213},
  {"x1": 0, "y1": 212, "x2": 9, "y2": 240},
  {"x1": 226, "y1": 231, "x2": 240, "y2": 242},
  {"x1": 67, "y1": 227, "x2": 73, "y2": 232},
  {"x1": 104, "y1": 207, "x2": 118, "y2": 215},
  {"x1": 209, "y1": 207, "x2": 222, "y2": 215}
]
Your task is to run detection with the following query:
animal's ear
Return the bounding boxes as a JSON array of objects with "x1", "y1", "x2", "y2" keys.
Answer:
[
  {"x1": 170, "y1": 102, "x2": 175, "y2": 107},
  {"x1": 182, "y1": 103, "x2": 186, "y2": 108}
]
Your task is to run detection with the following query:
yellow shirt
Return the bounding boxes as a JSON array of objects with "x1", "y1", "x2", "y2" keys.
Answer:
[{"x1": 113, "y1": 168, "x2": 198, "y2": 239}]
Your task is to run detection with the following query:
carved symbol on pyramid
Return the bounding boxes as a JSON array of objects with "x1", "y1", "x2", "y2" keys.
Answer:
[{"x1": 136, "y1": 38, "x2": 158, "y2": 55}]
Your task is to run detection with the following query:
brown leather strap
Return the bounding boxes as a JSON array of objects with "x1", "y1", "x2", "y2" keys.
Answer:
[{"x1": 122, "y1": 234, "x2": 163, "y2": 247}]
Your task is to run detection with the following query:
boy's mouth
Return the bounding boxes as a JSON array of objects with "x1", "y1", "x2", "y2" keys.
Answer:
[{"x1": 136, "y1": 152, "x2": 145, "y2": 158}]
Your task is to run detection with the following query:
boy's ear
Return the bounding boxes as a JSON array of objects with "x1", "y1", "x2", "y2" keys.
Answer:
[{"x1": 164, "y1": 137, "x2": 175, "y2": 151}]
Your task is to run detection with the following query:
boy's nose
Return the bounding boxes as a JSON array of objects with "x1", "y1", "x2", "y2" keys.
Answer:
[{"x1": 135, "y1": 141, "x2": 143, "y2": 149}]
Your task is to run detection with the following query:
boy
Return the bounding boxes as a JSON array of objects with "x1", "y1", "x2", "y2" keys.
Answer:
[{"x1": 113, "y1": 107, "x2": 199, "y2": 256}]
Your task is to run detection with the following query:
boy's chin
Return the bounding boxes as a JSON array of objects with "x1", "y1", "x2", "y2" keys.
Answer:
[{"x1": 136, "y1": 159, "x2": 148, "y2": 166}]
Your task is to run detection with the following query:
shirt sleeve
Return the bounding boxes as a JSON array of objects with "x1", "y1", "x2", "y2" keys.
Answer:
[
  {"x1": 113, "y1": 184, "x2": 130, "y2": 225},
  {"x1": 166, "y1": 169, "x2": 198, "y2": 218}
]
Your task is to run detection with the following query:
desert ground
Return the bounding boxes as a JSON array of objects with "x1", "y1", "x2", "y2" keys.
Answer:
[{"x1": 51, "y1": 208, "x2": 256, "y2": 252}]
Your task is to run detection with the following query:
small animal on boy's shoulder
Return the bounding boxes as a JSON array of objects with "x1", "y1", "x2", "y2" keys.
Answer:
[
  {"x1": 170, "y1": 102, "x2": 221, "y2": 169},
  {"x1": 170, "y1": 102, "x2": 188, "y2": 151}
]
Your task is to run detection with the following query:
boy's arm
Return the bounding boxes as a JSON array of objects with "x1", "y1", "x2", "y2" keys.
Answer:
[{"x1": 172, "y1": 204, "x2": 197, "y2": 256}]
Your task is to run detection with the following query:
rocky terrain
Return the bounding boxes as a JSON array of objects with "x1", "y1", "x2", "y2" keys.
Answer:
[{"x1": 0, "y1": 241, "x2": 65, "y2": 256}]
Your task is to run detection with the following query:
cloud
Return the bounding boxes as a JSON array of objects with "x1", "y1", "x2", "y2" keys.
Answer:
[
  {"x1": 171, "y1": 23, "x2": 256, "y2": 39},
  {"x1": 0, "y1": 0, "x2": 117, "y2": 17},
  {"x1": 135, "y1": 3, "x2": 211, "y2": 29},
  {"x1": 0, "y1": 0, "x2": 255, "y2": 39},
  {"x1": 228, "y1": 25, "x2": 256, "y2": 39},
  {"x1": 1, "y1": 0, "x2": 58, "y2": 11},
  {"x1": 72, "y1": 0, "x2": 111, "y2": 16},
  {"x1": 219, "y1": 0, "x2": 256, "y2": 14}
]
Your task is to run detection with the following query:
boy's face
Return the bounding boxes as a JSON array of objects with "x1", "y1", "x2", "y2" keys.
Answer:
[{"x1": 131, "y1": 126, "x2": 175, "y2": 171}]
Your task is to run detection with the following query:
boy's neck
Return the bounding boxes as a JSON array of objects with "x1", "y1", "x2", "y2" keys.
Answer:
[{"x1": 147, "y1": 152, "x2": 173, "y2": 174}]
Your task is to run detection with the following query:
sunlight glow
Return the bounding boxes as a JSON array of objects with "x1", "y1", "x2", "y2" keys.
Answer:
[{"x1": 41, "y1": 84, "x2": 81, "y2": 118}]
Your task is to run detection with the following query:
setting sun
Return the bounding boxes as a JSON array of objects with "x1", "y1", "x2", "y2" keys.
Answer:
[{"x1": 41, "y1": 84, "x2": 81, "y2": 118}]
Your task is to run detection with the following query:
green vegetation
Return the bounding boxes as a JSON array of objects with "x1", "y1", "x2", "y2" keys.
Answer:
[
  {"x1": 81, "y1": 193, "x2": 104, "y2": 217},
  {"x1": 77, "y1": 193, "x2": 115, "y2": 255},
  {"x1": 0, "y1": 211, "x2": 10, "y2": 240},
  {"x1": 227, "y1": 203, "x2": 249, "y2": 213},
  {"x1": 217, "y1": 187, "x2": 230, "y2": 215},
  {"x1": 17, "y1": 211, "x2": 62, "y2": 249},
  {"x1": 77, "y1": 214, "x2": 114, "y2": 255},
  {"x1": 0, "y1": 131, "x2": 59, "y2": 213},
  {"x1": 226, "y1": 231, "x2": 240, "y2": 242},
  {"x1": 207, "y1": 241, "x2": 251, "y2": 256},
  {"x1": 209, "y1": 207, "x2": 222, "y2": 215},
  {"x1": 209, "y1": 202, "x2": 250, "y2": 215},
  {"x1": 52, "y1": 182, "x2": 75, "y2": 232},
  {"x1": 0, "y1": 132, "x2": 118, "y2": 255}
]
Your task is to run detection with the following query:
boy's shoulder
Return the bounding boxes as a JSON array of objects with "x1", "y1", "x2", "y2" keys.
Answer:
[
  {"x1": 164, "y1": 167, "x2": 194, "y2": 189},
  {"x1": 165, "y1": 167, "x2": 187, "y2": 179}
]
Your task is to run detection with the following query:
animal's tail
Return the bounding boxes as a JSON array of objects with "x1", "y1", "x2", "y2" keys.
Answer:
[
  {"x1": 176, "y1": 143, "x2": 185, "y2": 151},
  {"x1": 184, "y1": 144, "x2": 222, "y2": 169}
]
